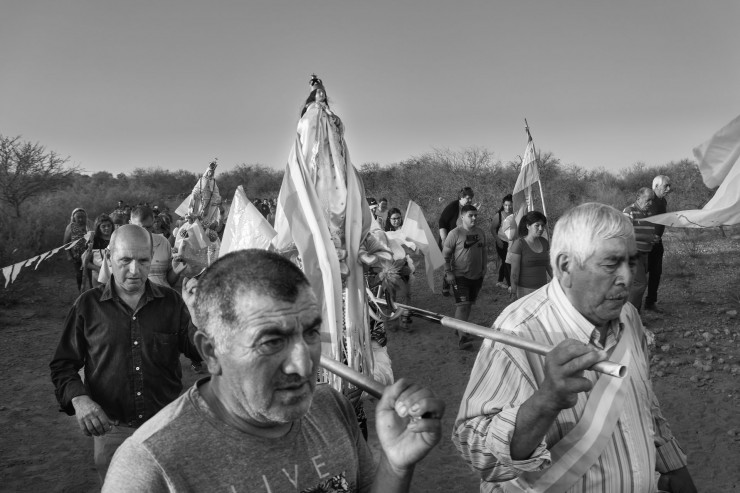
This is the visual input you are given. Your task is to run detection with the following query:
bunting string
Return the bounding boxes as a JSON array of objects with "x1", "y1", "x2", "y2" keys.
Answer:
[{"x1": 1, "y1": 237, "x2": 85, "y2": 288}]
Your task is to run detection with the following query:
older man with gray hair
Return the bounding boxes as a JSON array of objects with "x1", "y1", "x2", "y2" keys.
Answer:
[
  {"x1": 624, "y1": 187, "x2": 656, "y2": 311},
  {"x1": 453, "y1": 203, "x2": 695, "y2": 492},
  {"x1": 646, "y1": 175, "x2": 672, "y2": 312},
  {"x1": 104, "y1": 249, "x2": 445, "y2": 492}
]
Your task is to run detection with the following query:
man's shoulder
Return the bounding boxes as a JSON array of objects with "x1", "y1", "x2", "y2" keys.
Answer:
[
  {"x1": 494, "y1": 285, "x2": 552, "y2": 332},
  {"x1": 128, "y1": 386, "x2": 202, "y2": 451},
  {"x1": 74, "y1": 285, "x2": 106, "y2": 308}
]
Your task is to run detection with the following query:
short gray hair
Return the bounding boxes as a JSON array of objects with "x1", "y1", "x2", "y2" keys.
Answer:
[
  {"x1": 194, "y1": 249, "x2": 311, "y2": 351},
  {"x1": 652, "y1": 175, "x2": 670, "y2": 189},
  {"x1": 638, "y1": 187, "x2": 654, "y2": 200},
  {"x1": 550, "y1": 203, "x2": 634, "y2": 272}
]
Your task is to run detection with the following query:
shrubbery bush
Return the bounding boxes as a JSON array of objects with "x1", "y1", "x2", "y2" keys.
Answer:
[{"x1": 0, "y1": 148, "x2": 718, "y2": 270}]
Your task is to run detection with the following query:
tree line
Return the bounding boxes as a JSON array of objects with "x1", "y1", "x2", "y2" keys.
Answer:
[{"x1": 0, "y1": 134, "x2": 716, "y2": 268}]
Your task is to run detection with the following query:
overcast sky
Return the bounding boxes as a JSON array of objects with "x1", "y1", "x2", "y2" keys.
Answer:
[{"x1": 2, "y1": 1, "x2": 739, "y2": 177}]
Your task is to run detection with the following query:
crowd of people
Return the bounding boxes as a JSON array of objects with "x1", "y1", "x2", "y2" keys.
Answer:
[{"x1": 49, "y1": 75, "x2": 694, "y2": 492}]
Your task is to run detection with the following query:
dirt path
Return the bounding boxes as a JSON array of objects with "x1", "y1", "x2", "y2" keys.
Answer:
[{"x1": 2, "y1": 237, "x2": 739, "y2": 491}]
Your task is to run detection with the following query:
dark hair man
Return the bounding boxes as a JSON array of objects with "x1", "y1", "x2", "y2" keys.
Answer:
[
  {"x1": 50, "y1": 225, "x2": 203, "y2": 483},
  {"x1": 442, "y1": 204, "x2": 487, "y2": 349},
  {"x1": 103, "y1": 249, "x2": 445, "y2": 492},
  {"x1": 438, "y1": 187, "x2": 475, "y2": 296},
  {"x1": 453, "y1": 203, "x2": 695, "y2": 492}
]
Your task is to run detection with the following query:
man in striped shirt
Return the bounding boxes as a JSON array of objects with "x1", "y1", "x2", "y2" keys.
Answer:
[
  {"x1": 623, "y1": 187, "x2": 656, "y2": 312},
  {"x1": 452, "y1": 203, "x2": 695, "y2": 493}
]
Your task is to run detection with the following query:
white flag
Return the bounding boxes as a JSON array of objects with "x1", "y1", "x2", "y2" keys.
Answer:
[
  {"x1": 401, "y1": 200, "x2": 445, "y2": 292},
  {"x1": 650, "y1": 114, "x2": 740, "y2": 227},
  {"x1": 220, "y1": 185, "x2": 277, "y2": 255}
]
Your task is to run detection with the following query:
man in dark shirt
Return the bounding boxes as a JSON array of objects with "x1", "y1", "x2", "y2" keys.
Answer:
[
  {"x1": 50, "y1": 224, "x2": 202, "y2": 482},
  {"x1": 438, "y1": 187, "x2": 475, "y2": 296},
  {"x1": 646, "y1": 175, "x2": 672, "y2": 312}
]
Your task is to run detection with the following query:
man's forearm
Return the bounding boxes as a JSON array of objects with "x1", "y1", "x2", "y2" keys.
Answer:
[
  {"x1": 371, "y1": 453, "x2": 414, "y2": 493},
  {"x1": 510, "y1": 391, "x2": 559, "y2": 460}
]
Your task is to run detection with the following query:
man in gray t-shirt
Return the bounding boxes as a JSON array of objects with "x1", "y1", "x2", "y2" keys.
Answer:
[
  {"x1": 442, "y1": 204, "x2": 488, "y2": 350},
  {"x1": 104, "y1": 249, "x2": 445, "y2": 492}
]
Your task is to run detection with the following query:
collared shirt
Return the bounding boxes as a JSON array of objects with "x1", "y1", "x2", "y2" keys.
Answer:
[
  {"x1": 623, "y1": 202, "x2": 654, "y2": 253},
  {"x1": 50, "y1": 279, "x2": 202, "y2": 427},
  {"x1": 452, "y1": 280, "x2": 687, "y2": 493}
]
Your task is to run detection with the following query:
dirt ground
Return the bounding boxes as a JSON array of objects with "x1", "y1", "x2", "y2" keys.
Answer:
[{"x1": 1, "y1": 232, "x2": 739, "y2": 491}]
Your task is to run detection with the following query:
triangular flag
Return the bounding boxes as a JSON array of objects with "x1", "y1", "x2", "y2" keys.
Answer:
[
  {"x1": 35, "y1": 251, "x2": 53, "y2": 269},
  {"x1": 401, "y1": 200, "x2": 445, "y2": 292},
  {"x1": 24, "y1": 256, "x2": 39, "y2": 267},
  {"x1": 650, "y1": 114, "x2": 740, "y2": 228},
  {"x1": 220, "y1": 185, "x2": 277, "y2": 256},
  {"x1": 175, "y1": 193, "x2": 193, "y2": 218},
  {"x1": 10, "y1": 261, "x2": 25, "y2": 283},
  {"x1": 2, "y1": 264, "x2": 14, "y2": 288}
]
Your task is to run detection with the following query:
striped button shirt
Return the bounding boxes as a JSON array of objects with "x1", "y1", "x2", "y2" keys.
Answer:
[
  {"x1": 452, "y1": 280, "x2": 687, "y2": 493},
  {"x1": 623, "y1": 203, "x2": 654, "y2": 253}
]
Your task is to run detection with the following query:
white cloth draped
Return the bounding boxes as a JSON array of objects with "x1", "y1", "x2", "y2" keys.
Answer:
[{"x1": 273, "y1": 102, "x2": 374, "y2": 386}]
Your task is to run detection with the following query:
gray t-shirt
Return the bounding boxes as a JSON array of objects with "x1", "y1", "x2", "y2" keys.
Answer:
[
  {"x1": 443, "y1": 225, "x2": 487, "y2": 279},
  {"x1": 103, "y1": 381, "x2": 375, "y2": 492}
]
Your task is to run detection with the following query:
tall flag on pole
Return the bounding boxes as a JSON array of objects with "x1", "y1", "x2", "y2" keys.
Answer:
[
  {"x1": 649, "y1": 113, "x2": 740, "y2": 228},
  {"x1": 513, "y1": 120, "x2": 542, "y2": 227}
]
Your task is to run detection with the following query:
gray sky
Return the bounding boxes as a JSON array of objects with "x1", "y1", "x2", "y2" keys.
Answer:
[{"x1": 2, "y1": 1, "x2": 739, "y2": 177}]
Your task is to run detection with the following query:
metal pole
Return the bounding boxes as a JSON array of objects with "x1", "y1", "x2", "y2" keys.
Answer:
[
  {"x1": 371, "y1": 297, "x2": 626, "y2": 378},
  {"x1": 319, "y1": 355, "x2": 385, "y2": 399}
]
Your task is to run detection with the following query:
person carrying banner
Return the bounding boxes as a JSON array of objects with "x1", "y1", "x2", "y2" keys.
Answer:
[
  {"x1": 452, "y1": 203, "x2": 695, "y2": 493},
  {"x1": 103, "y1": 250, "x2": 444, "y2": 492}
]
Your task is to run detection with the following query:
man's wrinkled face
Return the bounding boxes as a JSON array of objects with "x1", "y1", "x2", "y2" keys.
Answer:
[
  {"x1": 109, "y1": 234, "x2": 152, "y2": 295},
  {"x1": 637, "y1": 191, "x2": 655, "y2": 210},
  {"x1": 655, "y1": 180, "x2": 672, "y2": 198},
  {"x1": 217, "y1": 287, "x2": 322, "y2": 426},
  {"x1": 567, "y1": 237, "x2": 637, "y2": 326}
]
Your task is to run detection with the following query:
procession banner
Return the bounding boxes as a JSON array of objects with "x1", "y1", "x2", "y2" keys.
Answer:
[
  {"x1": 649, "y1": 113, "x2": 740, "y2": 228},
  {"x1": 512, "y1": 134, "x2": 541, "y2": 226}
]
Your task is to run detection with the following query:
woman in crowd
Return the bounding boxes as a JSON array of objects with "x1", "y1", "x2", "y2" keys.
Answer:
[
  {"x1": 507, "y1": 210, "x2": 552, "y2": 300},
  {"x1": 490, "y1": 194, "x2": 514, "y2": 290},
  {"x1": 384, "y1": 207, "x2": 403, "y2": 232},
  {"x1": 382, "y1": 207, "x2": 414, "y2": 331},
  {"x1": 63, "y1": 208, "x2": 91, "y2": 291},
  {"x1": 84, "y1": 214, "x2": 114, "y2": 288}
]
